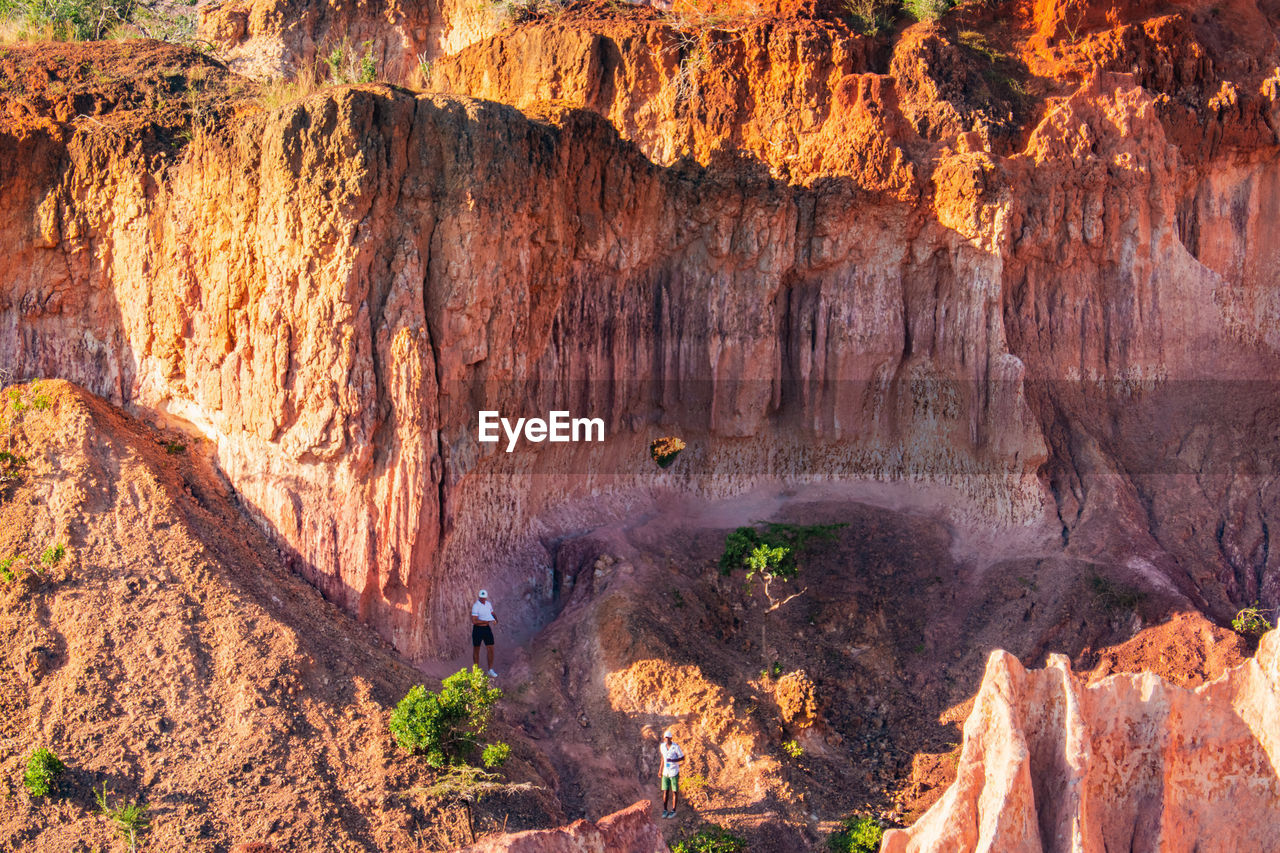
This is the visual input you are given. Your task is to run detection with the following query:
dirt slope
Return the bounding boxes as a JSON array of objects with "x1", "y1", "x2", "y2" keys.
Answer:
[{"x1": 0, "y1": 379, "x2": 557, "y2": 850}]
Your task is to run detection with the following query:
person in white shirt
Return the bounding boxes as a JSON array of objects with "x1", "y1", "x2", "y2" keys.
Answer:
[
  {"x1": 471, "y1": 589, "x2": 498, "y2": 677},
  {"x1": 658, "y1": 729, "x2": 685, "y2": 818}
]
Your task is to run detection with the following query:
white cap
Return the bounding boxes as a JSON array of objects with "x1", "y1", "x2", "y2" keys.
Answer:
[
  {"x1": 478, "y1": 589, "x2": 488, "y2": 599},
  {"x1": 663, "y1": 729, "x2": 674, "y2": 739}
]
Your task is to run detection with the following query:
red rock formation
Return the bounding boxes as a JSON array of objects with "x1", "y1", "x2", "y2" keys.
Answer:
[
  {"x1": 882, "y1": 629, "x2": 1280, "y2": 852},
  {"x1": 455, "y1": 800, "x2": 668, "y2": 852},
  {"x1": 4, "y1": 0, "x2": 1280, "y2": 660}
]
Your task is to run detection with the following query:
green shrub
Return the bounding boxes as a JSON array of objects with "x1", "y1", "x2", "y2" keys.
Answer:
[
  {"x1": 482, "y1": 742, "x2": 511, "y2": 768},
  {"x1": 7, "y1": 387, "x2": 26, "y2": 413},
  {"x1": 747, "y1": 543, "x2": 791, "y2": 581},
  {"x1": 1232, "y1": 604, "x2": 1273, "y2": 638},
  {"x1": 96, "y1": 784, "x2": 148, "y2": 851},
  {"x1": 782, "y1": 738, "x2": 803, "y2": 758},
  {"x1": 23, "y1": 748, "x2": 65, "y2": 797},
  {"x1": 40, "y1": 543, "x2": 64, "y2": 567},
  {"x1": 672, "y1": 825, "x2": 746, "y2": 853},
  {"x1": 827, "y1": 815, "x2": 883, "y2": 853},
  {"x1": 0, "y1": 0, "x2": 137, "y2": 40},
  {"x1": 390, "y1": 667, "x2": 503, "y2": 768},
  {"x1": 0, "y1": 554, "x2": 22, "y2": 582},
  {"x1": 903, "y1": 0, "x2": 950, "y2": 21}
]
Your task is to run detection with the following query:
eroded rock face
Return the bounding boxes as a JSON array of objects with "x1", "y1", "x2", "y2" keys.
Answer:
[
  {"x1": 200, "y1": 0, "x2": 504, "y2": 81},
  {"x1": 883, "y1": 630, "x2": 1280, "y2": 853},
  {"x1": 456, "y1": 800, "x2": 668, "y2": 853},
  {"x1": 4, "y1": 0, "x2": 1280, "y2": 660}
]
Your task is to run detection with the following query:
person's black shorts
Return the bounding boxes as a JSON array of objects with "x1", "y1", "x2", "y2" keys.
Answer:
[{"x1": 472, "y1": 625, "x2": 495, "y2": 647}]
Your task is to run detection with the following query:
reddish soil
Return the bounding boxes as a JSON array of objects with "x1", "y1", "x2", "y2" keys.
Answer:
[{"x1": 0, "y1": 381, "x2": 560, "y2": 850}]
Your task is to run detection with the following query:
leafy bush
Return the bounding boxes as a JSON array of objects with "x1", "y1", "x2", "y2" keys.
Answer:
[
  {"x1": 672, "y1": 825, "x2": 746, "y2": 853},
  {"x1": 23, "y1": 748, "x2": 65, "y2": 797},
  {"x1": 96, "y1": 784, "x2": 148, "y2": 851},
  {"x1": 1233, "y1": 604, "x2": 1273, "y2": 638},
  {"x1": 40, "y1": 543, "x2": 64, "y2": 567},
  {"x1": 390, "y1": 667, "x2": 504, "y2": 768},
  {"x1": 0, "y1": 0, "x2": 138, "y2": 40},
  {"x1": 903, "y1": 0, "x2": 950, "y2": 21},
  {"x1": 782, "y1": 738, "x2": 803, "y2": 758},
  {"x1": 481, "y1": 742, "x2": 511, "y2": 768},
  {"x1": 827, "y1": 815, "x2": 883, "y2": 853}
]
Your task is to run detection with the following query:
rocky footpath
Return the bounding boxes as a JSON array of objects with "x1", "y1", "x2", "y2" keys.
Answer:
[
  {"x1": 457, "y1": 800, "x2": 668, "y2": 852},
  {"x1": 884, "y1": 629, "x2": 1280, "y2": 852}
]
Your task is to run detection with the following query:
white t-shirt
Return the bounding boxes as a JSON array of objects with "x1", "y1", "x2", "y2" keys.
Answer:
[
  {"x1": 472, "y1": 599, "x2": 494, "y2": 623},
  {"x1": 660, "y1": 742, "x2": 684, "y2": 777}
]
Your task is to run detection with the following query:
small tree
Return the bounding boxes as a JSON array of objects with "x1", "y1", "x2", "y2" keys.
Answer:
[
  {"x1": 744, "y1": 543, "x2": 804, "y2": 658},
  {"x1": 721, "y1": 523, "x2": 844, "y2": 659},
  {"x1": 390, "y1": 667, "x2": 505, "y2": 768}
]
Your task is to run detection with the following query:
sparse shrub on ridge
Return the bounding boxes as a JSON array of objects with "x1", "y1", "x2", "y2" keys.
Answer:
[
  {"x1": 903, "y1": 0, "x2": 950, "y2": 21},
  {"x1": 324, "y1": 38, "x2": 377, "y2": 85},
  {"x1": 23, "y1": 748, "x2": 64, "y2": 797},
  {"x1": 841, "y1": 0, "x2": 894, "y2": 35},
  {"x1": 0, "y1": 0, "x2": 137, "y2": 41},
  {"x1": 390, "y1": 666, "x2": 507, "y2": 768},
  {"x1": 827, "y1": 815, "x2": 883, "y2": 853}
]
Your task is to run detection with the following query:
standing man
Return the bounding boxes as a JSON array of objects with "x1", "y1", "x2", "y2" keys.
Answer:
[
  {"x1": 471, "y1": 589, "x2": 498, "y2": 677},
  {"x1": 658, "y1": 729, "x2": 685, "y2": 819}
]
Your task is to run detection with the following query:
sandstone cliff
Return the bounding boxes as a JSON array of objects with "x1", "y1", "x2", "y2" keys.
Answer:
[
  {"x1": 883, "y1": 629, "x2": 1280, "y2": 852},
  {"x1": 4, "y1": 0, "x2": 1280, "y2": 661}
]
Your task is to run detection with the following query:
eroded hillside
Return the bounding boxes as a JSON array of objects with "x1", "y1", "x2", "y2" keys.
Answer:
[{"x1": 0, "y1": 380, "x2": 560, "y2": 849}]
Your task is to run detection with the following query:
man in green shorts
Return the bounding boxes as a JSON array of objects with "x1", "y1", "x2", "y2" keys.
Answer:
[{"x1": 659, "y1": 729, "x2": 685, "y2": 818}]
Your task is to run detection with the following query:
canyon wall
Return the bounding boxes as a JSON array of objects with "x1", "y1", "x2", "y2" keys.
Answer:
[{"x1": 4, "y1": 0, "x2": 1280, "y2": 658}]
